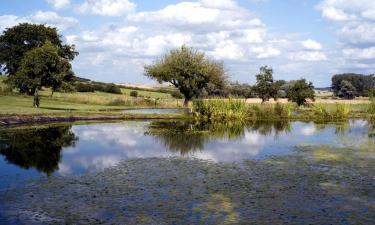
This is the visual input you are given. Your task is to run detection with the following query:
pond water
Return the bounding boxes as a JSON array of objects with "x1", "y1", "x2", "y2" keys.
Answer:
[
  {"x1": 0, "y1": 120, "x2": 374, "y2": 224},
  {"x1": 123, "y1": 108, "x2": 186, "y2": 114}
]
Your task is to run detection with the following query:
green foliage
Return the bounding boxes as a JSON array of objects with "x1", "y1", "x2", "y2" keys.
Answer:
[
  {"x1": 367, "y1": 99, "x2": 375, "y2": 115},
  {"x1": 130, "y1": 90, "x2": 138, "y2": 97},
  {"x1": 286, "y1": 79, "x2": 315, "y2": 106},
  {"x1": 193, "y1": 99, "x2": 247, "y2": 122},
  {"x1": 144, "y1": 45, "x2": 227, "y2": 105},
  {"x1": 313, "y1": 103, "x2": 350, "y2": 121},
  {"x1": 171, "y1": 90, "x2": 183, "y2": 99},
  {"x1": 104, "y1": 83, "x2": 122, "y2": 94},
  {"x1": 57, "y1": 82, "x2": 76, "y2": 93},
  {"x1": 337, "y1": 80, "x2": 356, "y2": 99},
  {"x1": 75, "y1": 83, "x2": 95, "y2": 92},
  {"x1": 226, "y1": 82, "x2": 254, "y2": 98},
  {"x1": 332, "y1": 73, "x2": 375, "y2": 97},
  {"x1": 6, "y1": 41, "x2": 73, "y2": 101},
  {"x1": 0, "y1": 23, "x2": 78, "y2": 75},
  {"x1": 254, "y1": 66, "x2": 278, "y2": 103}
]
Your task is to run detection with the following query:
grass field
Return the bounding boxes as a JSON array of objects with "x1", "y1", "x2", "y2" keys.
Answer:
[{"x1": 0, "y1": 76, "x2": 372, "y2": 119}]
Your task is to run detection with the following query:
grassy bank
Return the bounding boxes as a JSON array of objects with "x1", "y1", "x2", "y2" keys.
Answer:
[{"x1": 193, "y1": 99, "x2": 374, "y2": 122}]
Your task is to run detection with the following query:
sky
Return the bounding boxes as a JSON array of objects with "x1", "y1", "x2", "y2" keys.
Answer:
[{"x1": 1, "y1": 0, "x2": 375, "y2": 87}]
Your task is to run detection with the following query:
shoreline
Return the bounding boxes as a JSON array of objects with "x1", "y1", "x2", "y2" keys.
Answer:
[{"x1": 0, "y1": 114, "x2": 184, "y2": 126}]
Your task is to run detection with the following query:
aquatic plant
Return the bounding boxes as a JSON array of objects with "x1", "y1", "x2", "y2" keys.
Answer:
[
  {"x1": 312, "y1": 103, "x2": 350, "y2": 121},
  {"x1": 193, "y1": 99, "x2": 248, "y2": 121}
]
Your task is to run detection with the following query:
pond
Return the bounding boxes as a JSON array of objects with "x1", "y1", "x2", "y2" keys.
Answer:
[
  {"x1": 0, "y1": 120, "x2": 374, "y2": 224},
  {"x1": 123, "y1": 108, "x2": 187, "y2": 114}
]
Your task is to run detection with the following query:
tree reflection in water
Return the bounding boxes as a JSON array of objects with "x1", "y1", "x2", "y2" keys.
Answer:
[
  {"x1": 0, "y1": 125, "x2": 77, "y2": 175},
  {"x1": 145, "y1": 120, "x2": 291, "y2": 155}
]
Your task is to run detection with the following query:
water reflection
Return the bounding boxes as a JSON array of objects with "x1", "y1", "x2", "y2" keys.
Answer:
[
  {"x1": 145, "y1": 120, "x2": 291, "y2": 154},
  {"x1": 0, "y1": 120, "x2": 373, "y2": 188},
  {"x1": 0, "y1": 125, "x2": 77, "y2": 175}
]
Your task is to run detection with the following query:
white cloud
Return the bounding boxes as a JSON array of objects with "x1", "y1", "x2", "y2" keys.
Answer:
[
  {"x1": 46, "y1": 0, "x2": 70, "y2": 10},
  {"x1": 0, "y1": 15, "x2": 27, "y2": 32},
  {"x1": 316, "y1": 0, "x2": 375, "y2": 73},
  {"x1": 78, "y1": 0, "x2": 136, "y2": 16},
  {"x1": 252, "y1": 46, "x2": 281, "y2": 59},
  {"x1": 0, "y1": 12, "x2": 78, "y2": 33},
  {"x1": 302, "y1": 39, "x2": 323, "y2": 50},
  {"x1": 343, "y1": 47, "x2": 375, "y2": 60},
  {"x1": 28, "y1": 11, "x2": 78, "y2": 31},
  {"x1": 289, "y1": 51, "x2": 327, "y2": 62}
]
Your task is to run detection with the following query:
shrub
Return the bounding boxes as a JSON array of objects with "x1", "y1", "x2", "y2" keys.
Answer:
[
  {"x1": 130, "y1": 90, "x2": 138, "y2": 97},
  {"x1": 171, "y1": 90, "x2": 183, "y2": 99},
  {"x1": 76, "y1": 83, "x2": 95, "y2": 92},
  {"x1": 58, "y1": 82, "x2": 76, "y2": 93},
  {"x1": 104, "y1": 83, "x2": 122, "y2": 94}
]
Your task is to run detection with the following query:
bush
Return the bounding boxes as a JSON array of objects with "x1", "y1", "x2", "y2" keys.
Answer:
[
  {"x1": 130, "y1": 90, "x2": 138, "y2": 97},
  {"x1": 104, "y1": 83, "x2": 122, "y2": 94},
  {"x1": 76, "y1": 83, "x2": 95, "y2": 92},
  {"x1": 171, "y1": 90, "x2": 183, "y2": 99},
  {"x1": 58, "y1": 82, "x2": 76, "y2": 93}
]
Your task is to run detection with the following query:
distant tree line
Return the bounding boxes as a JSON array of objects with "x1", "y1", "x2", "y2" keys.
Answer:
[{"x1": 331, "y1": 73, "x2": 375, "y2": 99}]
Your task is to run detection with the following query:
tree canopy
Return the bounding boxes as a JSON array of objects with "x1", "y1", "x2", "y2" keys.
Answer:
[
  {"x1": 254, "y1": 66, "x2": 278, "y2": 103},
  {"x1": 144, "y1": 46, "x2": 227, "y2": 106},
  {"x1": 332, "y1": 73, "x2": 375, "y2": 97},
  {"x1": 337, "y1": 80, "x2": 356, "y2": 100},
  {"x1": 0, "y1": 23, "x2": 78, "y2": 76},
  {"x1": 286, "y1": 79, "x2": 315, "y2": 106}
]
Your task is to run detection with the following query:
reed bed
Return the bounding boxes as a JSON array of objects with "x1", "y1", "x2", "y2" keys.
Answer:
[
  {"x1": 312, "y1": 103, "x2": 350, "y2": 121},
  {"x1": 193, "y1": 99, "x2": 292, "y2": 122}
]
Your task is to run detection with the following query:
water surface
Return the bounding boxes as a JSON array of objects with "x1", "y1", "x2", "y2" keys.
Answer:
[
  {"x1": 123, "y1": 108, "x2": 186, "y2": 114},
  {"x1": 0, "y1": 120, "x2": 373, "y2": 189},
  {"x1": 0, "y1": 120, "x2": 374, "y2": 224}
]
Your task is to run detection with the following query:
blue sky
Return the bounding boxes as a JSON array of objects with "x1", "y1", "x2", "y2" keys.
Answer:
[{"x1": 1, "y1": 0, "x2": 375, "y2": 87}]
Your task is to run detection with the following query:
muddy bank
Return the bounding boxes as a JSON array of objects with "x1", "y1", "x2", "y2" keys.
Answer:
[{"x1": 0, "y1": 114, "x2": 183, "y2": 126}]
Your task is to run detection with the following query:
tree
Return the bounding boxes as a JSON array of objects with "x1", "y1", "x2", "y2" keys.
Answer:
[
  {"x1": 254, "y1": 66, "x2": 278, "y2": 103},
  {"x1": 332, "y1": 73, "x2": 375, "y2": 97},
  {"x1": 286, "y1": 79, "x2": 315, "y2": 106},
  {"x1": 144, "y1": 46, "x2": 227, "y2": 106},
  {"x1": 6, "y1": 42, "x2": 72, "y2": 107},
  {"x1": 0, "y1": 23, "x2": 77, "y2": 76},
  {"x1": 337, "y1": 80, "x2": 356, "y2": 99}
]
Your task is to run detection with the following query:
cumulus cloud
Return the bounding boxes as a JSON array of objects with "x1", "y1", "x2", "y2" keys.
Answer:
[
  {"x1": 65, "y1": 0, "x2": 295, "y2": 82},
  {"x1": 46, "y1": 0, "x2": 70, "y2": 10},
  {"x1": 289, "y1": 51, "x2": 327, "y2": 62},
  {"x1": 78, "y1": 0, "x2": 136, "y2": 16},
  {"x1": 29, "y1": 11, "x2": 78, "y2": 31},
  {"x1": 316, "y1": 0, "x2": 375, "y2": 74},
  {"x1": 302, "y1": 39, "x2": 323, "y2": 51},
  {"x1": 0, "y1": 12, "x2": 78, "y2": 33}
]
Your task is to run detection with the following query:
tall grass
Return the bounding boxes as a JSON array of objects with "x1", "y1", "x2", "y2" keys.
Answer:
[
  {"x1": 193, "y1": 99, "x2": 247, "y2": 121},
  {"x1": 313, "y1": 103, "x2": 350, "y2": 121},
  {"x1": 193, "y1": 99, "x2": 292, "y2": 122}
]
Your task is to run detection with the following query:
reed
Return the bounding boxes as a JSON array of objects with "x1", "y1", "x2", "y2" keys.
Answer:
[
  {"x1": 312, "y1": 103, "x2": 350, "y2": 121},
  {"x1": 193, "y1": 99, "x2": 292, "y2": 121},
  {"x1": 193, "y1": 99, "x2": 248, "y2": 121}
]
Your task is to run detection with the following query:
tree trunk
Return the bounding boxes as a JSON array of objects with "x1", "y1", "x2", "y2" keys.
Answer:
[
  {"x1": 33, "y1": 89, "x2": 40, "y2": 108},
  {"x1": 184, "y1": 99, "x2": 189, "y2": 107}
]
